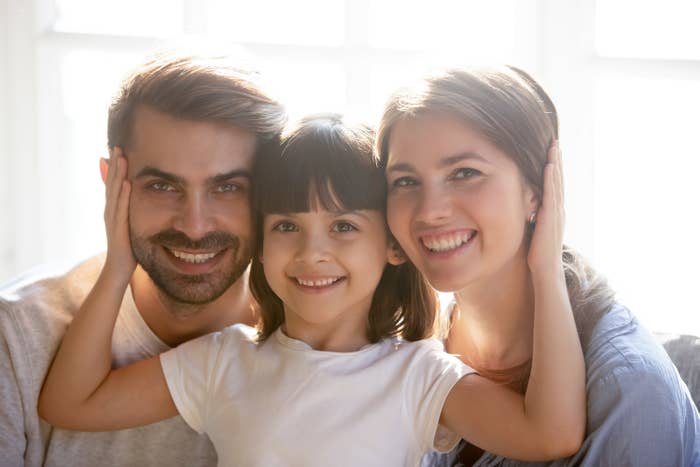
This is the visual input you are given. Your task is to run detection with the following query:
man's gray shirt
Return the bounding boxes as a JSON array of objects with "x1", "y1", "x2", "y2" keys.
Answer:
[{"x1": 0, "y1": 256, "x2": 217, "y2": 467}]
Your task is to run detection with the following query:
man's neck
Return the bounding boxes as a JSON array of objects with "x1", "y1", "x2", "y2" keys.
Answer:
[{"x1": 129, "y1": 266, "x2": 257, "y2": 347}]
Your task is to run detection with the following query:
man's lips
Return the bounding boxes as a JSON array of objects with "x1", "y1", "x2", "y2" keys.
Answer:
[
  {"x1": 162, "y1": 246, "x2": 227, "y2": 270},
  {"x1": 420, "y1": 229, "x2": 477, "y2": 253}
]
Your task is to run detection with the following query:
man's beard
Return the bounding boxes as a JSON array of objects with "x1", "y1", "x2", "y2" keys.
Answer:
[{"x1": 130, "y1": 227, "x2": 251, "y2": 306}]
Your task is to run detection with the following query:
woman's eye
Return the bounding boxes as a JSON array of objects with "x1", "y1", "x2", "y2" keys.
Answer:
[
  {"x1": 332, "y1": 221, "x2": 357, "y2": 233},
  {"x1": 452, "y1": 168, "x2": 481, "y2": 180},
  {"x1": 150, "y1": 182, "x2": 176, "y2": 192},
  {"x1": 272, "y1": 221, "x2": 297, "y2": 233},
  {"x1": 391, "y1": 177, "x2": 417, "y2": 188}
]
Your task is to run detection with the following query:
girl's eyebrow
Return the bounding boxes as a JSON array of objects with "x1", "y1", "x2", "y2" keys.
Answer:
[{"x1": 267, "y1": 210, "x2": 372, "y2": 220}]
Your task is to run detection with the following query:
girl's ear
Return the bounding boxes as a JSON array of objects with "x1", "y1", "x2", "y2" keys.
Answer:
[{"x1": 387, "y1": 239, "x2": 407, "y2": 266}]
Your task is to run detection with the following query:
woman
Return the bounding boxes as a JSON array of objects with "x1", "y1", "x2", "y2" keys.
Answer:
[{"x1": 377, "y1": 66, "x2": 700, "y2": 466}]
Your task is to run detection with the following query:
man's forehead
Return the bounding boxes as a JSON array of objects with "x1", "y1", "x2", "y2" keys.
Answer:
[{"x1": 126, "y1": 107, "x2": 257, "y2": 179}]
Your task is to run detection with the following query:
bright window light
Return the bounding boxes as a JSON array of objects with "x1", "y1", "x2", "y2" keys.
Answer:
[
  {"x1": 53, "y1": 0, "x2": 183, "y2": 36},
  {"x1": 596, "y1": 0, "x2": 700, "y2": 60},
  {"x1": 593, "y1": 76, "x2": 700, "y2": 334},
  {"x1": 206, "y1": 0, "x2": 345, "y2": 46}
]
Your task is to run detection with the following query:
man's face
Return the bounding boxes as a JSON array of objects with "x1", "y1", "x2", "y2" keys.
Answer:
[{"x1": 126, "y1": 106, "x2": 257, "y2": 305}]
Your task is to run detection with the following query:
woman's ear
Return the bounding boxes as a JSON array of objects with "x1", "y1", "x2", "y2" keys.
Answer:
[
  {"x1": 524, "y1": 183, "x2": 540, "y2": 225},
  {"x1": 387, "y1": 239, "x2": 407, "y2": 266}
]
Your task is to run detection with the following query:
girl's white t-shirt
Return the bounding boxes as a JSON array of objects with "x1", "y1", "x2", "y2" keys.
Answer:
[{"x1": 160, "y1": 324, "x2": 473, "y2": 467}]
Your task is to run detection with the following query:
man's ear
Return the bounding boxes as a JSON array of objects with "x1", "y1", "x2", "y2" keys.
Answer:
[
  {"x1": 99, "y1": 157, "x2": 109, "y2": 184},
  {"x1": 387, "y1": 239, "x2": 407, "y2": 266}
]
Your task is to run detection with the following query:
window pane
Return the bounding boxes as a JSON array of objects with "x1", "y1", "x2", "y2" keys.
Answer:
[
  {"x1": 369, "y1": 0, "x2": 517, "y2": 59},
  {"x1": 593, "y1": 76, "x2": 700, "y2": 334},
  {"x1": 207, "y1": 0, "x2": 345, "y2": 46},
  {"x1": 53, "y1": 0, "x2": 183, "y2": 36},
  {"x1": 256, "y1": 60, "x2": 347, "y2": 121},
  {"x1": 36, "y1": 48, "x2": 147, "y2": 261},
  {"x1": 595, "y1": 0, "x2": 700, "y2": 60}
]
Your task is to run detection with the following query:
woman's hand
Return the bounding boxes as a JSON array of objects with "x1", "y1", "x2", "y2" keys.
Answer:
[
  {"x1": 527, "y1": 141, "x2": 565, "y2": 278},
  {"x1": 102, "y1": 147, "x2": 136, "y2": 282}
]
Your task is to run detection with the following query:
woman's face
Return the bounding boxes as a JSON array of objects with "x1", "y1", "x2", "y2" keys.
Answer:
[{"x1": 385, "y1": 114, "x2": 537, "y2": 292}]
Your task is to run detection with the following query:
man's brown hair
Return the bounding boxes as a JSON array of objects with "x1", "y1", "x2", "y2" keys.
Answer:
[{"x1": 108, "y1": 51, "x2": 286, "y2": 149}]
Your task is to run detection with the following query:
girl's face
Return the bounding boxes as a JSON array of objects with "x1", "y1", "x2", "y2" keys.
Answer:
[
  {"x1": 385, "y1": 114, "x2": 537, "y2": 292},
  {"x1": 259, "y1": 206, "x2": 396, "y2": 337}
]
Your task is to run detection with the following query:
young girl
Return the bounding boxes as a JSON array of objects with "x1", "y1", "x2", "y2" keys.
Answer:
[{"x1": 39, "y1": 114, "x2": 585, "y2": 466}]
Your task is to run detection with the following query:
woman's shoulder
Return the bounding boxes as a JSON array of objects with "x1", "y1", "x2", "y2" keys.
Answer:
[
  {"x1": 585, "y1": 303, "x2": 672, "y2": 374},
  {"x1": 584, "y1": 303, "x2": 694, "y2": 406}
]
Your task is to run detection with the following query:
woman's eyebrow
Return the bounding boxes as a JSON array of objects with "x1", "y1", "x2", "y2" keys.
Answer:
[
  {"x1": 386, "y1": 152, "x2": 489, "y2": 174},
  {"x1": 439, "y1": 152, "x2": 489, "y2": 167}
]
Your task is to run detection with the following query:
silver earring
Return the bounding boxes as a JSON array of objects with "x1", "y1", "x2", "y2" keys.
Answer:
[{"x1": 528, "y1": 211, "x2": 537, "y2": 225}]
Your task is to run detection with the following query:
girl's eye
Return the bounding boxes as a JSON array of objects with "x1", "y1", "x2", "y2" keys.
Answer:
[
  {"x1": 215, "y1": 183, "x2": 238, "y2": 193},
  {"x1": 452, "y1": 168, "x2": 481, "y2": 180},
  {"x1": 150, "y1": 182, "x2": 176, "y2": 192},
  {"x1": 391, "y1": 176, "x2": 418, "y2": 188},
  {"x1": 272, "y1": 221, "x2": 297, "y2": 233},
  {"x1": 332, "y1": 221, "x2": 357, "y2": 233}
]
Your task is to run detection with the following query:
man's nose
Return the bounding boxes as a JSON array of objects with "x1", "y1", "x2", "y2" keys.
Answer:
[{"x1": 173, "y1": 194, "x2": 216, "y2": 241}]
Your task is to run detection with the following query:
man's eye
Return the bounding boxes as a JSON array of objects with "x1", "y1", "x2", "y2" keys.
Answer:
[
  {"x1": 332, "y1": 221, "x2": 357, "y2": 233},
  {"x1": 452, "y1": 168, "x2": 481, "y2": 180},
  {"x1": 151, "y1": 182, "x2": 176, "y2": 192},
  {"x1": 272, "y1": 221, "x2": 297, "y2": 232},
  {"x1": 215, "y1": 183, "x2": 238, "y2": 193},
  {"x1": 392, "y1": 177, "x2": 417, "y2": 188}
]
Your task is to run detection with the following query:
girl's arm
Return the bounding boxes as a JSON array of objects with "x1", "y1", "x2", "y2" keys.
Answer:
[
  {"x1": 38, "y1": 149, "x2": 177, "y2": 431},
  {"x1": 441, "y1": 142, "x2": 586, "y2": 461}
]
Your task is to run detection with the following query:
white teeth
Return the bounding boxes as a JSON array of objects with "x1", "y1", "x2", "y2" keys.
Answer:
[
  {"x1": 296, "y1": 277, "x2": 340, "y2": 287},
  {"x1": 170, "y1": 249, "x2": 218, "y2": 264},
  {"x1": 422, "y1": 232, "x2": 474, "y2": 252}
]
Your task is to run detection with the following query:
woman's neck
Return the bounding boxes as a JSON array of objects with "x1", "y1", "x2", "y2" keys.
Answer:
[{"x1": 447, "y1": 254, "x2": 535, "y2": 373}]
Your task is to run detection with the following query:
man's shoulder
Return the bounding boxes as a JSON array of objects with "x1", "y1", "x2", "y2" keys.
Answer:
[
  {"x1": 0, "y1": 254, "x2": 105, "y2": 354},
  {"x1": 0, "y1": 254, "x2": 104, "y2": 316}
]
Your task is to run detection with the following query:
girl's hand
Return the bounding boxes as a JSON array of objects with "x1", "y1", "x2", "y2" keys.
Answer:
[
  {"x1": 102, "y1": 147, "x2": 136, "y2": 282},
  {"x1": 527, "y1": 141, "x2": 565, "y2": 278}
]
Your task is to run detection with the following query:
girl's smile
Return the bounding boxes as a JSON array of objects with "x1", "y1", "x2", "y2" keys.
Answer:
[{"x1": 260, "y1": 207, "x2": 395, "y2": 348}]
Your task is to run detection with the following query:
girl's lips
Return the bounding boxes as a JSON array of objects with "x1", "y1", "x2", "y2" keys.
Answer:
[{"x1": 289, "y1": 276, "x2": 346, "y2": 294}]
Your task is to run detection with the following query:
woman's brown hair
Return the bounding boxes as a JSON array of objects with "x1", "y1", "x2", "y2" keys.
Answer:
[
  {"x1": 376, "y1": 67, "x2": 615, "y2": 348},
  {"x1": 250, "y1": 114, "x2": 439, "y2": 342}
]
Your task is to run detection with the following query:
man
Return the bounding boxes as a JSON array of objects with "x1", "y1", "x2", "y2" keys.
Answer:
[{"x1": 0, "y1": 52, "x2": 286, "y2": 466}]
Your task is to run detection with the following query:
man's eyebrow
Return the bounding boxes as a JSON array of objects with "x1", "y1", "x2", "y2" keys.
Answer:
[
  {"x1": 386, "y1": 152, "x2": 489, "y2": 173},
  {"x1": 209, "y1": 170, "x2": 251, "y2": 184},
  {"x1": 133, "y1": 167, "x2": 251, "y2": 185},
  {"x1": 134, "y1": 167, "x2": 184, "y2": 184}
]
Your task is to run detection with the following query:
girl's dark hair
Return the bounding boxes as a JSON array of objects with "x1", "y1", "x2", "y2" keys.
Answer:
[
  {"x1": 250, "y1": 114, "x2": 438, "y2": 342},
  {"x1": 376, "y1": 67, "x2": 615, "y2": 348}
]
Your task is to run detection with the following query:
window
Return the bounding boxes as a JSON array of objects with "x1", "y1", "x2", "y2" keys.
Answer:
[{"x1": 3, "y1": 0, "x2": 698, "y2": 335}]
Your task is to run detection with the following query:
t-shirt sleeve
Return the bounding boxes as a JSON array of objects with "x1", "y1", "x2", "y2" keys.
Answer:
[
  {"x1": 0, "y1": 316, "x2": 26, "y2": 465},
  {"x1": 159, "y1": 330, "x2": 229, "y2": 434},
  {"x1": 404, "y1": 339, "x2": 475, "y2": 455}
]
